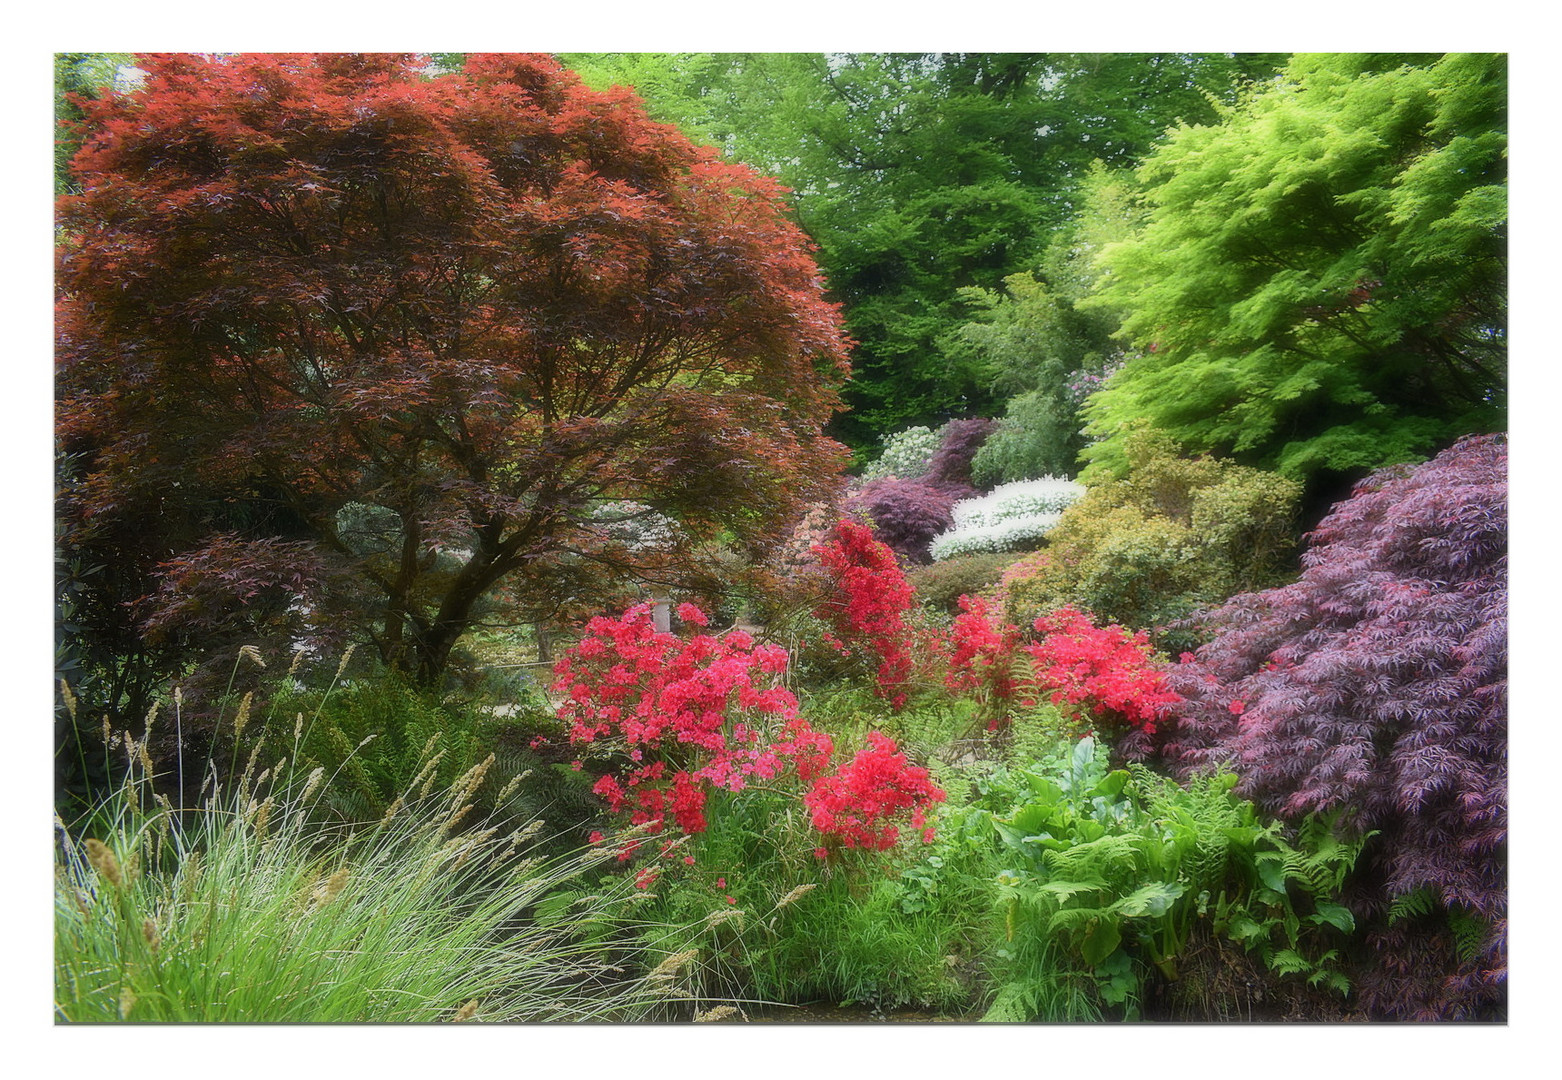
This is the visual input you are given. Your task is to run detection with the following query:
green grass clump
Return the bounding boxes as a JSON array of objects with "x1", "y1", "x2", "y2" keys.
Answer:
[{"x1": 54, "y1": 722, "x2": 670, "y2": 1022}]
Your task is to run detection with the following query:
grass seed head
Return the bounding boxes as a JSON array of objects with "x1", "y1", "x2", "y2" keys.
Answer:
[
  {"x1": 452, "y1": 999, "x2": 479, "y2": 1022},
  {"x1": 59, "y1": 679, "x2": 77, "y2": 722},
  {"x1": 774, "y1": 883, "x2": 818, "y2": 910},
  {"x1": 252, "y1": 795, "x2": 275, "y2": 838},
  {"x1": 233, "y1": 691, "x2": 255, "y2": 740},
  {"x1": 239, "y1": 644, "x2": 266, "y2": 669},
  {"x1": 298, "y1": 766, "x2": 325, "y2": 807},
  {"x1": 334, "y1": 644, "x2": 357, "y2": 681},
  {"x1": 646, "y1": 948, "x2": 699, "y2": 987},
  {"x1": 84, "y1": 839, "x2": 123, "y2": 890},
  {"x1": 705, "y1": 907, "x2": 745, "y2": 931},
  {"x1": 693, "y1": 1005, "x2": 740, "y2": 1023},
  {"x1": 312, "y1": 867, "x2": 350, "y2": 911},
  {"x1": 378, "y1": 796, "x2": 405, "y2": 829}
]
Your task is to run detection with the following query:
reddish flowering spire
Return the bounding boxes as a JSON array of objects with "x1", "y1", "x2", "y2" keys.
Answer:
[
  {"x1": 945, "y1": 593, "x2": 1024, "y2": 729},
  {"x1": 811, "y1": 519, "x2": 918, "y2": 709}
]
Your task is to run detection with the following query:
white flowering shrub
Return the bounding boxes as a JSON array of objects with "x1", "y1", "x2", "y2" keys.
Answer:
[
  {"x1": 861, "y1": 425, "x2": 941, "y2": 482},
  {"x1": 929, "y1": 514, "x2": 1064, "y2": 561},
  {"x1": 929, "y1": 477, "x2": 1084, "y2": 561},
  {"x1": 950, "y1": 477, "x2": 1084, "y2": 529}
]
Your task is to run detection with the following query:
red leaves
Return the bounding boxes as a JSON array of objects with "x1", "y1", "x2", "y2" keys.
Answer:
[
  {"x1": 1154, "y1": 437, "x2": 1507, "y2": 1018},
  {"x1": 57, "y1": 53, "x2": 853, "y2": 681}
]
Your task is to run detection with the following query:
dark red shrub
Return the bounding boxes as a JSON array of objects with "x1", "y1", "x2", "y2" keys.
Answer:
[
  {"x1": 844, "y1": 478, "x2": 956, "y2": 565},
  {"x1": 925, "y1": 417, "x2": 996, "y2": 489},
  {"x1": 1149, "y1": 435, "x2": 1507, "y2": 1019}
]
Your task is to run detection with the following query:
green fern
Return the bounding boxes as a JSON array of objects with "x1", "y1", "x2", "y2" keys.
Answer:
[
  {"x1": 1447, "y1": 906, "x2": 1492, "y2": 967},
  {"x1": 1387, "y1": 885, "x2": 1439, "y2": 924}
]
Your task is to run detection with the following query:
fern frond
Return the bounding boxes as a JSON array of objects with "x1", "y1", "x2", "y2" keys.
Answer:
[
  {"x1": 1041, "y1": 833, "x2": 1145, "y2": 880},
  {"x1": 1047, "y1": 904, "x2": 1110, "y2": 931},
  {"x1": 1447, "y1": 906, "x2": 1491, "y2": 966},
  {"x1": 1387, "y1": 886, "x2": 1438, "y2": 924},
  {"x1": 1267, "y1": 948, "x2": 1311, "y2": 976}
]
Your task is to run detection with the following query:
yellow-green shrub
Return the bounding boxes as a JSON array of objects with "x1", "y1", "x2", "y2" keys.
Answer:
[{"x1": 997, "y1": 424, "x2": 1301, "y2": 646}]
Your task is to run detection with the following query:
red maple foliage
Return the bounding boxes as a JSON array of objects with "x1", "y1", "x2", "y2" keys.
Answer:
[{"x1": 56, "y1": 53, "x2": 852, "y2": 686}]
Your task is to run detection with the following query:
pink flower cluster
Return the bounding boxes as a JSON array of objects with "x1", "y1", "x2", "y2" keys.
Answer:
[
  {"x1": 811, "y1": 519, "x2": 918, "y2": 710},
  {"x1": 555, "y1": 602, "x2": 818, "y2": 845},
  {"x1": 945, "y1": 594, "x2": 1023, "y2": 729},
  {"x1": 557, "y1": 601, "x2": 944, "y2": 862},
  {"x1": 804, "y1": 732, "x2": 945, "y2": 851},
  {"x1": 1022, "y1": 605, "x2": 1181, "y2": 734}
]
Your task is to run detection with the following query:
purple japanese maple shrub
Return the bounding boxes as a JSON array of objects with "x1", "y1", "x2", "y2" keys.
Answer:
[
  {"x1": 925, "y1": 417, "x2": 996, "y2": 491},
  {"x1": 1145, "y1": 434, "x2": 1506, "y2": 1020},
  {"x1": 844, "y1": 478, "x2": 957, "y2": 565}
]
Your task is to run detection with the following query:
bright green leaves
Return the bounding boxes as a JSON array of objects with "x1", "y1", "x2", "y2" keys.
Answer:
[
  {"x1": 1082, "y1": 53, "x2": 1506, "y2": 493},
  {"x1": 562, "y1": 52, "x2": 1288, "y2": 451},
  {"x1": 982, "y1": 739, "x2": 1362, "y2": 1019}
]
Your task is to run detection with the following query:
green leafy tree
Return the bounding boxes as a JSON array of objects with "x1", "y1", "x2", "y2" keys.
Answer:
[
  {"x1": 998, "y1": 423, "x2": 1302, "y2": 651},
  {"x1": 563, "y1": 53, "x2": 1287, "y2": 451},
  {"x1": 1080, "y1": 53, "x2": 1506, "y2": 496},
  {"x1": 953, "y1": 165, "x2": 1142, "y2": 482}
]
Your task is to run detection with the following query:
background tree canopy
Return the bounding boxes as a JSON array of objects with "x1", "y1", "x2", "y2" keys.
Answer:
[{"x1": 561, "y1": 52, "x2": 1288, "y2": 453}]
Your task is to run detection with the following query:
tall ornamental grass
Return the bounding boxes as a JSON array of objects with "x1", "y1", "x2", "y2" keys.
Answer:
[{"x1": 54, "y1": 688, "x2": 671, "y2": 1022}]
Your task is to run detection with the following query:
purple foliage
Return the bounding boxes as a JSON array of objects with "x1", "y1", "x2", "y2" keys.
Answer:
[
  {"x1": 845, "y1": 478, "x2": 957, "y2": 565},
  {"x1": 926, "y1": 417, "x2": 996, "y2": 489},
  {"x1": 1143, "y1": 435, "x2": 1506, "y2": 1018}
]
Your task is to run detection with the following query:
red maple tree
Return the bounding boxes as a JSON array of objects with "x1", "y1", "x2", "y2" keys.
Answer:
[{"x1": 56, "y1": 53, "x2": 851, "y2": 685}]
